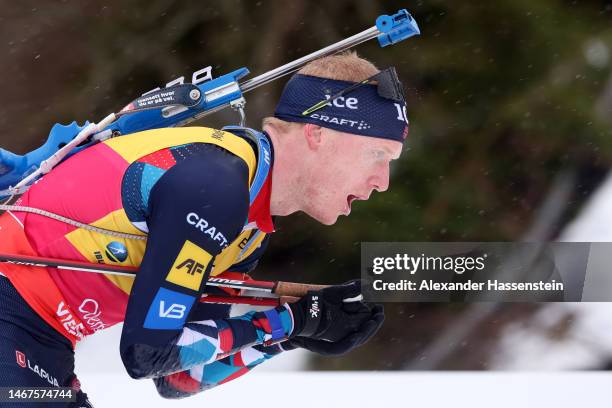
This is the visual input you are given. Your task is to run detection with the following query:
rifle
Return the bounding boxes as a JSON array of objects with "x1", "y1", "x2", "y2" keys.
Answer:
[{"x1": 0, "y1": 8, "x2": 419, "y2": 199}]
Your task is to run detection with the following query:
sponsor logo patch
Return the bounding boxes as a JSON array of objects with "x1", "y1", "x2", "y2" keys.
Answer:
[
  {"x1": 105, "y1": 241, "x2": 128, "y2": 263},
  {"x1": 324, "y1": 94, "x2": 359, "y2": 109},
  {"x1": 56, "y1": 302, "x2": 85, "y2": 340},
  {"x1": 211, "y1": 129, "x2": 225, "y2": 140},
  {"x1": 78, "y1": 298, "x2": 106, "y2": 332},
  {"x1": 144, "y1": 288, "x2": 195, "y2": 330},
  {"x1": 309, "y1": 295, "x2": 320, "y2": 318},
  {"x1": 186, "y1": 212, "x2": 229, "y2": 248},
  {"x1": 165, "y1": 240, "x2": 212, "y2": 291},
  {"x1": 309, "y1": 113, "x2": 371, "y2": 131},
  {"x1": 93, "y1": 251, "x2": 105, "y2": 264},
  {"x1": 16, "y1": 351, "x2": 26, "y2": 368},
  {"x1": 15, "y1": 350, "x2": 59, "y2": 386}
]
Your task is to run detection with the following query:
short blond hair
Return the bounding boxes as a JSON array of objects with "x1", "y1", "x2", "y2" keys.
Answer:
[
  {"x1": 298, "y1": 51, "x2": 379, "y2": 80},
  {"x1": 262, "y1": 52, "x2": 380, "y2": 131}
]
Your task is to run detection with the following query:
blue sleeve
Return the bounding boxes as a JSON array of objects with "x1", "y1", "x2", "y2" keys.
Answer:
[{"x1": 119, "y1": 144, "x2": 294, "y2": 380}]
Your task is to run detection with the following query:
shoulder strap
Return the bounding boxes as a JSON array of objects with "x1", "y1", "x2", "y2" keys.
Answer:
[{"x1": 222, "y1": 126, "x2": 272, "y2": 206}]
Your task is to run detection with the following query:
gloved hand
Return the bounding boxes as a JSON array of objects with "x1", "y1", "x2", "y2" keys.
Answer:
[
  {"x1": 287, "y1": 280, "x2": 372, "y2": 342},
  {"x1": 285, "y1": 304, "x2": 384, "y2": 356}
]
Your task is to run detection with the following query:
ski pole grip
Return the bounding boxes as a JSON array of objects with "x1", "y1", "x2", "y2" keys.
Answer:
[
  {"x1": 274, "y1": 282, "x2": 329, "y2": 297},
  {"x1": 279, "y1": 295, "x2": 300, "y2": 304}
]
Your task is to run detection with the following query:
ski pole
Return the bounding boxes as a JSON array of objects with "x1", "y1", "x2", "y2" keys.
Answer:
[
  {"x1": 0, "y1": 252, "x2": 327, "y2": 297},
  {"x1": 199, "y1": 293, "x2": 299, "y2": 307}
]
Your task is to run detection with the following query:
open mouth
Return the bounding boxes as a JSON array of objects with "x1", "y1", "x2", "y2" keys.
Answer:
[
  {"x1": 345, "y1": 194, "x2": 367, "y2": 214},
  {"x1": 346, "y1": 195, "x2": 364, "y2": 211}
]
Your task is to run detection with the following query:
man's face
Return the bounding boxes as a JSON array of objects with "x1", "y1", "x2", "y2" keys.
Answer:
[{"x1": 302, "y1": 127, "x2": 403, "y2": 225}]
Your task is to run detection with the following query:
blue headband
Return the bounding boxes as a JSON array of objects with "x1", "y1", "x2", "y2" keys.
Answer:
[{"x1": 274, "y1": 74, "x2": 409, "y2": 142}]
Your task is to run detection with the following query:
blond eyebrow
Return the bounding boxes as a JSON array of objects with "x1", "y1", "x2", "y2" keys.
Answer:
[{"x1": 381, "y1": 145, "x2": 401, "y2": 160}]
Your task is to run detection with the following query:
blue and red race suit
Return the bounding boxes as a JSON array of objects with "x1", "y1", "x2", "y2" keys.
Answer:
[{"x1": 0, "y1": 126, "x2": 295, "y2": 399}]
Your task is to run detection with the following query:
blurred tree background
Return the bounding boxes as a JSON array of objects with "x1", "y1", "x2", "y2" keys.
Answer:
[{"x1": 1, "y1": 0, "x2": 611, "y2": 371}]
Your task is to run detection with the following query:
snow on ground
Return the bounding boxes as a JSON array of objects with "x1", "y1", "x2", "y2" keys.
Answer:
[
  {"x1": 491, "y1": 302, "x2": 612, "y2": 369},
  {"x1": 78, "y1": 372, "x2": 612, "y2": 408},
  {"x1": 491, "y1": 172, "x2": 612, "y2": 370}
]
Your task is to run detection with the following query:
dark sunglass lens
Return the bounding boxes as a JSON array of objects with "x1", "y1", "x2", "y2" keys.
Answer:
[{"x1": 374, "y1": 68, "x2": 405, "y2": 102}]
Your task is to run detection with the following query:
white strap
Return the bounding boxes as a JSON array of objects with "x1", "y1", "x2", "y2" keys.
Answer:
[{"x1": 0, "y1": 204, "x2": 145, "y2": 241}]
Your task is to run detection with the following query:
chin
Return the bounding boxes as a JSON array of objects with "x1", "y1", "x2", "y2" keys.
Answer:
[
  {"x1": 305, "y1": 210, "x2": 339, "y2": 226},
  {"x1": 319, "y1": 216, "x2": 338, "y2": 226}
]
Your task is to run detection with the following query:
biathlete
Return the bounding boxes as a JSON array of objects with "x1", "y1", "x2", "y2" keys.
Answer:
[{"x1": 0, "y1": 52, "x2": 408, "y2": 406}]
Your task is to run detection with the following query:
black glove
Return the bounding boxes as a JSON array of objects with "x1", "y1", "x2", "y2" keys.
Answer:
[
  {"x1": 288, "y1": 280, "x2": 372, "y2": 342},
  {"x1": 286, "y1": 304, "x2": 384, "y2": 356}
]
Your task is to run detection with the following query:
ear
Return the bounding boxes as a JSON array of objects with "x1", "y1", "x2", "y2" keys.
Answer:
[{"x1": 303, "y1": 124, "x2": 323, "y2": 150}]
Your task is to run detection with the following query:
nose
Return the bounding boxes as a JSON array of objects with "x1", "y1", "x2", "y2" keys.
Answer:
[{"x1": 370, "y1": 164, "x2": 390, "y2": 193}]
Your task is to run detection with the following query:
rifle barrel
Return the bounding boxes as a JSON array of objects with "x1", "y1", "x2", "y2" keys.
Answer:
[{"x1": 241, "y1": 26, "x2": 380, "y2": 93}]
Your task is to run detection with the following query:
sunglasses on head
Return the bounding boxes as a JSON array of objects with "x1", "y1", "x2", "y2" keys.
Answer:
[{"x1": 302, "y1": 67, "x2": 405, "y2": 116}]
